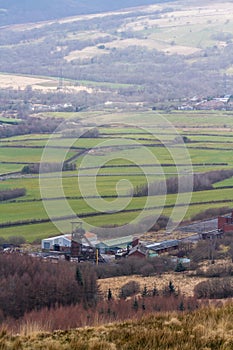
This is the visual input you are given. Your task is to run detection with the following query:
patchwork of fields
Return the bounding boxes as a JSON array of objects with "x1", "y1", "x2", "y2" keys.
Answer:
[{"x1": 1, "y1": 110, "x2": 233, "y2": 242}]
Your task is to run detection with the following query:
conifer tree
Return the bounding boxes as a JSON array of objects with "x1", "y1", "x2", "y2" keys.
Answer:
[
  {"x1": 107, "y1": 288, "x2": 112, "y2": 301},
  {"x1": 75, "y1": 267, "x2": 83, "y2": 286}
]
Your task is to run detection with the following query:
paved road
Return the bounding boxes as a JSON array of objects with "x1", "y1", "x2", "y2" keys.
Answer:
[{"x1": 179, "y1": 218, "x2": 218, "y2": 234}]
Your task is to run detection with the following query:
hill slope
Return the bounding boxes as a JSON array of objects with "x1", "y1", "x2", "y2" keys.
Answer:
[
  {"x1": 2, "y1": 304, "x2": 233, "y2": 349},
  {"x1": 0, "y1": 1, "x2": 233, "y2": 103},
  {"x1": 0, "y1": 0, "x2": 175, "y2": 25}
]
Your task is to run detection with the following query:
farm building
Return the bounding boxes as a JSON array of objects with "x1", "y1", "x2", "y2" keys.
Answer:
[
  {"x1": 128, "y1": 244, "x2": 148, "y2": 259},
  {"x1": 218, "y1": 211, "x2": 233, "y2": 233},
  {"x1": 96, "y1": 235, "x2": 134, "y2": 254},
  {"x1": 127, "y1": 239, "x2": 179, "y2": 259},
  {"x1": 146, "y1": 239, "x2": 179, "y2": 254}
]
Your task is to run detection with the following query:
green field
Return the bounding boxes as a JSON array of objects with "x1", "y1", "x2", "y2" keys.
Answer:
[
  {"x1": 0, "y1": 163, "x2": 23, "y2": 174},
  {"x1": 1, "y1": 110, "x2": 233, "y2": 241},
  {"x1": 0, "y1": 147, "x2": 76, "y2": 165},
  {"x1": 0, "y1": 116, "x2": 21, "y2": 124}
]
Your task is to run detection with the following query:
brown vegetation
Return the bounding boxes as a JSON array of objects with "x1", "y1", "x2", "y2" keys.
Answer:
[
  {"x1": 4, "y1": 291, "x2": 199, "y2": 335},
  {"x1": 191, "y1": 206, "x2": 231, "y2": 221},
  {"x1": 0, "y1": 116, "x2": 62, "y2": 138},
  {"x1": 0, "y1": 188, "x2": 26, "y2": 201},
  {"x1": 0, "y1": 254, "x2": 98, "y2": 320},
  {"x1": 98, "y1": 273, "x2": 207, "y2": 299},
  {"x1": 2, "y1": 302, "x2": 233, "y2": 349}
]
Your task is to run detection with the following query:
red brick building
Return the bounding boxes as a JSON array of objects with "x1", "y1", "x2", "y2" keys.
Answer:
[{"x1": 218, "y1": 211, "x2": 233, "y2": 233}]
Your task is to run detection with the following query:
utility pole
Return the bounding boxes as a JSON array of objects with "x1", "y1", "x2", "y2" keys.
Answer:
[
  {"x1": 58, "y1": 68, "x2": 63, "y2": 90},
  {"x1": 96, "y1": 248, "x2": 99, "y2": 266},
  {"x1": 209, "y1": 233, "x2": 217, "y2": 264}
]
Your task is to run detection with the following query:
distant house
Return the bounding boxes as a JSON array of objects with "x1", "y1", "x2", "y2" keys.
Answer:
[
  {"x1": 214, "y1": 95, "x2": 231, "y2": 103},
  {"x1": 178, "y1": 104, "x2": 194, "y2": 111},
  {"x1": 195, "y1": 100, "x2": 226, "y2": 110},
  {"x1": 128, "y1": 244, "x2": 148, "y2": 259}
]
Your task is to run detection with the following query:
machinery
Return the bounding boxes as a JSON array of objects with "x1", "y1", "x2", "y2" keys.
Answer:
[{"x1": 70, "y1": 221, "x2": 104, "y2": 263}]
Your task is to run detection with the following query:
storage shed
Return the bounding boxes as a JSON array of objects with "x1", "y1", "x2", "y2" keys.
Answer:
[{"x1": 41, "y1": 234, "x2": 72, "y2": 251}]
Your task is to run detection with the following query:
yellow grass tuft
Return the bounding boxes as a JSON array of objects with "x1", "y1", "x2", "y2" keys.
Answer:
[
  {"x1": 164, "y1": 317, "x2": 182, "y2": 327},
  {"x1": 18, "y1": 321, "x2": 51, "y2": 337}
]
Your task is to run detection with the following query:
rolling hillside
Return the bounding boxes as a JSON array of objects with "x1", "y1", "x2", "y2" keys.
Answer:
[
  {"x1": 1, "y1": 1, "x2": 233, "y2": 102},
  {"x1": 0, "y1": 0, "x2": 174, "y2": 26}
]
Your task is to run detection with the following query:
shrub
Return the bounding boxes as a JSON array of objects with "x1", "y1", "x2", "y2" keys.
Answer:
[
  {"x1": 8, "y1": 236, "x2": 26, "y2": 246},
  {"x1": 196, "y1": 264, "x2": 233, "y2": 278},
  {"x1": 0, "y1": 188, "x2": 26, "y2": 201},
  {"x1": 175, "y1": 262, "x2": 186, "y2": 272},
  {"x1": 139, "y1": 215, "x2": 171, "y2": 232},
  {"x1": 194, "y1": 278, "x2": 233, "y2": 299},
  {"x1": 191, "y1": 206, "x2": 230, "y2": 221},
  {"x1": 119, "y1": 281, "x2": 140, "y2": 299}
]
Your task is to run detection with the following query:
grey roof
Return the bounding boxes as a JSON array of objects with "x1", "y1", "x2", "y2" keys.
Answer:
[
  {"x1": 96, "y1": 235, "x2": 133, "y2": 248},
  {"x1": 146, "y1": 239, "x2": 179, "y2": 252},
  {"x1": 128, "y1": 244, "x2": 147, "y2": 256}
]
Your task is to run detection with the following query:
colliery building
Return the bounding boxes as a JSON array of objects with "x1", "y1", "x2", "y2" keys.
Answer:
[{"x1": 218, "y1": 211, "x2": 233, "y2": 233}]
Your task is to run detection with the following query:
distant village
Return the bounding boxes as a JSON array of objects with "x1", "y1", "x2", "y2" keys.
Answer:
[
  {"x1": 177, "y1": 94, "x2": 233, "y2": 111},
  {"x1": 2, "y1": 92, "x2": 233, "y2": 121}
]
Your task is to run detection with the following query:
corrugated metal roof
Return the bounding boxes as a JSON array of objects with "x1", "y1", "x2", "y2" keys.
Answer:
[
  {"x1": 97, "y1": 235, "x2": 133, "y2": 248},
  {"x1": 42, "y1": 234, "x2": 71, "y2": 242},
  {"x1": 146, "y1": 239, "x2": 179, "y2": 251}
]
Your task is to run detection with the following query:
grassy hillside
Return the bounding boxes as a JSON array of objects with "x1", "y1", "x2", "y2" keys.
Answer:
[
  {"x1": 1, "y1": 1, "x2": 233, "y2": 102},
  {"x1": 0, "y1": 0, "x2": 174, "y2": 25},
  {"x1": 2, "y1": 303, "x2": 233, "y2": 349}
]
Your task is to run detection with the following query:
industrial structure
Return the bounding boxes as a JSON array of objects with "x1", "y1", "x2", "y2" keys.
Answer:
[
  {"x1": 70, "y1": 221, "x2": 100, "y2": 262},
  {"x1": 218, "y1": 211, "x2": 233, "y2": 233},
  {"x1": 41, "y1": 222, "x2": 104, "y2": 263}
]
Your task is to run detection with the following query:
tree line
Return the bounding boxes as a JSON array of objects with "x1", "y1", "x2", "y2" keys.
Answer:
[
  {"x1": 0, "y1": 116, "x2": 63, "y2": 139},
  {"x1": 0, "y1": 188, "x2": 26, "y2": 201},
  {"x1": 0, "y1": 254, "x2": 98, "y2": 321},
  {"x1": 22, "y1": 162, "x2": 76, "y2": 174},
  {"x1": 133, "y1": 169, "x2": 233, "y2": 197}
]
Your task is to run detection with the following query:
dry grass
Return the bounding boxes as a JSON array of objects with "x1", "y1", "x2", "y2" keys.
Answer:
[
  {"x1": 18, "y1": 321, "x2": 51, "y2": 337},
  {"x1": 0, "y1": 73, "x2": 93, "y2": 93},
  {"x1": 2, "y1": 303, "x2": 233, "y2": 349},
  {"x1": 98, "y1": 273, "x2": 207, "y2": 298}
]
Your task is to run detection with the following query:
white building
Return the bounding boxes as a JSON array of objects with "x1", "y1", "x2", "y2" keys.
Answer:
[
  {"x1": 41, "y1": 232, "x2": 98, "y2": 250},
  {"x1": 41, "y1": 234, "x2": 72, "y2": 250}
]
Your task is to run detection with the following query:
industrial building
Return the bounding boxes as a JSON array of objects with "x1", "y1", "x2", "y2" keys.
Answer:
[
  {"x1": 96, "y1": 235, "x2": 134, "y2": 254},
  {"x1": 41, "y1": 232, "x2": 98, "y2": 251},
  {"x1": 218, "y1": 211, "x2": 233, "y2": 233}
]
